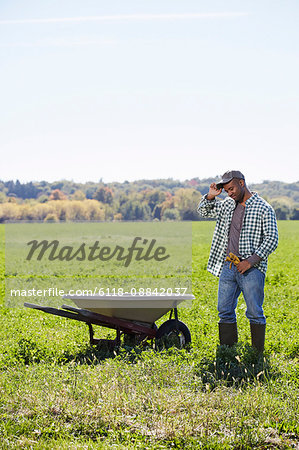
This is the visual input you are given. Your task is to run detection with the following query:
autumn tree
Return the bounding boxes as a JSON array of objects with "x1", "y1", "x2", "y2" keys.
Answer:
[
  {"x1": 49, "y1": 189, "x2": 67, "y2": 201},
  {"x1": 93, "y1": 186, "x2": 113, "y2": 204},
  {"x1": 71, "y1": 190, "x2": 86, "y2": 201},
  {"x1": 174, "y1": 188, "x2": 201, "y2": 220}
]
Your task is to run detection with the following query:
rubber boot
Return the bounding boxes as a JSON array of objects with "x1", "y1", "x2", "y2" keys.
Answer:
[
  {"x1": 218, "y1": 322, "x2": 238, "y2": 346},
  {"x1": 250, "y1": 323, "x2": 266, "y2": 353}
]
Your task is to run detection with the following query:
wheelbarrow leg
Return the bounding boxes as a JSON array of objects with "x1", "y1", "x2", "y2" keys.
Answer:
[
  {"x1": 116, "y1": 327, "x2": 121, "y2": 347},
  {"x1": 88, "y1": 324, "x2": 95, "y2": 345}
]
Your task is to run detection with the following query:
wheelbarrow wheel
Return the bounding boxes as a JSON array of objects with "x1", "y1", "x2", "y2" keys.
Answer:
[{"x1": 155, "y1": 319, "x2": 191, "y2": 350}]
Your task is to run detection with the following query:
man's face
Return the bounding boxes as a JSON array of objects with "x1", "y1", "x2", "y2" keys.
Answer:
[{"x1": 223, "y1": 179, "x2": 245, "y2": 202}]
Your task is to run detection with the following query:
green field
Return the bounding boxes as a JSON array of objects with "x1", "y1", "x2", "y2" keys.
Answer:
[{"x1": 0, "y1": 222, "x2": 298, "y2": 449}]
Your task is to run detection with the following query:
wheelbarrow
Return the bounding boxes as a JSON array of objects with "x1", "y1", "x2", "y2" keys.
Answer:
[{"x1": 24, "y1": 294, "x2": 194, "y2": 350}]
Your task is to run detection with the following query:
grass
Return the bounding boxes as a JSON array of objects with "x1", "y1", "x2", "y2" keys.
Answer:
[{"x1": 0, "y1": 221, "x2": 298, "y2": 448}]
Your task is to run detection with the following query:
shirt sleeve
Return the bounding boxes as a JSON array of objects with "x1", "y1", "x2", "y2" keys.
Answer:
[
  {"x1": 197, "y1": 194, "x2": 223, "y2": 219},
  {"x1": 254, "y1": 206, "x2": 279, "y2": 260},
  {"x1": 247, "y1": 253, "x2": 262, "y2": 266}
]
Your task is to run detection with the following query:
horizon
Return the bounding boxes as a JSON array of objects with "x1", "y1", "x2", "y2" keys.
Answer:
[{"x1": 1, "y1": 175, "x2": 297, "y2": 186}]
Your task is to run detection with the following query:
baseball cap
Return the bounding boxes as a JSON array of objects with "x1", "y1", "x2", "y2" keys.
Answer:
[{"x1": 216, "y1": 170, "x2": 245, "y2": 189}]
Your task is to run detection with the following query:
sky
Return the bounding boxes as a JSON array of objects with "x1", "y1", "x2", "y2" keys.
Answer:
[{"x1": 0, "y1": 0, "x2": 298, "y2": 184}]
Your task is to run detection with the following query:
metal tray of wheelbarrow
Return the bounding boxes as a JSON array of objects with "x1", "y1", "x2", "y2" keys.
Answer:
[{"x1": 63, "y1": 294, "x2": 194, "y2": 324}]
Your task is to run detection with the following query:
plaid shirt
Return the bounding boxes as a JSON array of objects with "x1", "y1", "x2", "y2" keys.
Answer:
[{"x1": 197, "y1": 192, "x2": 278, "y2": 277}]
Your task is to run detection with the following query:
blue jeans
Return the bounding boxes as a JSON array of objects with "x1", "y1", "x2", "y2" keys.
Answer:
[{"x1": 218, "y1": 261, "x2": 266, "y2": 325}]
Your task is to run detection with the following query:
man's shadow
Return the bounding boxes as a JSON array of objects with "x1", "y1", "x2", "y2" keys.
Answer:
[
  {"x1": 198, "y1": 343, "x2": 278, "y2": 389},
  {"x1": 11, "y1": 337, "x2": 278, "y2": 383}
]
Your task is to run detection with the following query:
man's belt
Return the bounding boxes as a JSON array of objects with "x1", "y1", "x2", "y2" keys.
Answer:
[{"x1": 225, "y1": 252, "x2": 241, "y2": 269}]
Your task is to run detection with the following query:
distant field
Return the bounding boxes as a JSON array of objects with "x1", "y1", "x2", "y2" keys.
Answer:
[{"x1": 0, "y1": 221, "x2": 298, "y2": 449}]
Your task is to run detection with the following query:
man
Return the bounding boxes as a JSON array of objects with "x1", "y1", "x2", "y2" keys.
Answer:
[{"x1": 197, "y1": 170, "x2": 278, "y2": 352}]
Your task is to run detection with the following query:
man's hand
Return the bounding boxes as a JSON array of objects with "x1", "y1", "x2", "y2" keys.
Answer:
[
  {"x1": 207, "y1": 183, "x2": 222, "y2": 200},
  {"x1": 236, "y1": 260, "x2": 251, "y2": 274}
]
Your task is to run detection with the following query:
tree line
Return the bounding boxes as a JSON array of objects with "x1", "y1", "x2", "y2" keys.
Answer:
[{"x1": 0, "y1": 178, "x2": 298, "y2": 222}]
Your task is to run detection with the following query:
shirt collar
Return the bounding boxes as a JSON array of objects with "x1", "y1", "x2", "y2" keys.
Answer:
[
  {"x1": 227, "y1": 192, "x2": 258, "y2": 209},
  {"x1": 244, "y1": 192, "x2": 258, "y2": 207}
]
